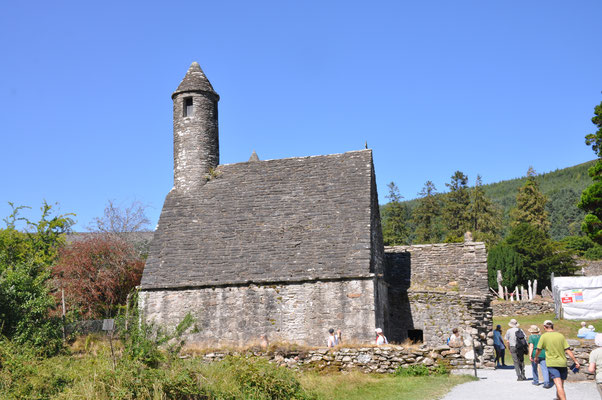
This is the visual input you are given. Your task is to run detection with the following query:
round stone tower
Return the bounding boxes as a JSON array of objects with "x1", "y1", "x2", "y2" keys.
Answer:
[{"x1": 172, "y1": 62, "x2": 220, "y2": 192}]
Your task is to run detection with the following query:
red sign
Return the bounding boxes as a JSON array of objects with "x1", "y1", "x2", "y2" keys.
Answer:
[{"x1": 561, "y1": 296, "x2": 573, "y2": 304}]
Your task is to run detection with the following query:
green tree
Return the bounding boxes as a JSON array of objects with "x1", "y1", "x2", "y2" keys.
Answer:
[
  {"x1": 579, "y1": 101, "x2": 602, "y2": 244},
  {"x1": 382, "y1": 182, "x2": 411, "y2": 245},
  {"x1": 510, "y1": 167, "x2": 550, "y2": 232},
  {"x1": 412, "y1": 181, "x2": 443, "y2": 243},
  {"x1": 468, "y1": 175, "x2": 501, "y2": 246},
  {"x1": 442, "y1": 171, "x2": 470, "y2": 240},
  {"x1": 487, "y1": 243, "x2": 523, "y2": 289},
  {"x1": 504, "y1": 223, "x2": 576, "y2": 289},
  {"x1": 0, "y1": 202, "x2": 74, "y2": 355}
]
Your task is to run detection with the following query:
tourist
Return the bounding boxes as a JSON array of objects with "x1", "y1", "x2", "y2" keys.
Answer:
[
  {"x1": 578, "y1": 321, "x2": 589, "y2": 338},
  {"x1": 449, "y1": 328, "x2": 463, "y2": 348},
  {"x1": 327, "y1": 328, "x2": 336, "y2": 347},
  {"x1": 493, "y1": 325, "x2": 506, "y2": 367},
  {"x1": 535, "y1": 320, "x2": 580, "y2": 400},
  {"x1": 585, "y1": 325, "x2": 598, "y2": 340},
  {"x1": 527, "y1": 325, "x2": 550, "y2": 388},
  {"x1": 259, "y1": 334, "x2": 269, "y2": 349},
  {"x1": 375, "y1": 328, "x2": 388, "y2": 345},
  {"x1": 335, "y1": 329, "x2": 342, "y2": 345},
  {"x1": 504, "y1": 318, "x2": 527, "y2": 381},
  {"x1": 587, "y1": 333, "x2": 602, "y2": 398}
]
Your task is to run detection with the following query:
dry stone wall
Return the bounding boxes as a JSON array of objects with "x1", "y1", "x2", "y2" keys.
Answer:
[
  {"x1": 197, "y1": 343, "x2": 483, "y2": 373},
  {"x1": 140, "y1": 278, "x2": 379, "y2": 347},
  {"x1": 492, "y1": 299, "x2": 555, "y2": 316}
]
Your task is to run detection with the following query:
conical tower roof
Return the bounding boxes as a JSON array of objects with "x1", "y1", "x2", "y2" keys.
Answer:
[
  {"x1": 248, "y1": 150, "x2": 260, "y2": 162},
  {"x1": 172, "y1": 62, "x2": 219, "y2": 99}
]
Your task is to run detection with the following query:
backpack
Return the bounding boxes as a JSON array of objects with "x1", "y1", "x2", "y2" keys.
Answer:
[{"x1": 515, "y1": 329, "x2": 529, "y2": 355}]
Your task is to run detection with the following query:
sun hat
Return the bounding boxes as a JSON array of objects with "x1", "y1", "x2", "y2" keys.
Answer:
[
  {"x1": 596, "y1": 333, "x2": 602, "y2": 347},
  {"x1": 528, "y1": 325, "x2": 540, "y2": 334},
  {"x1": 508, "y1": 319, "x2": 519, "y2": 328},
  {"x1": 543, "y1": 320, "x2": 553, "y2": 326},
  {"x1": 375, "y1": 328, "x2": 383, "y2": 334},
  {"x1": 588, "y1": 325, "x2": 595, "y2": 331}
]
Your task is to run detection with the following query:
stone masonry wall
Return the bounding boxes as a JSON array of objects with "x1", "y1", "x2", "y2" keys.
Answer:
[
  {"x1": 385, "y1": 242, "x2": 488, "y2": 295},
  {"x1": 196, "y1": 343, "x2": 483, "y2": 372},
  {"x1": 140, "y1": 278, "x2": 378, "y2": 347},
  {"x1": 492, "y1": 299, "x2": 555, "y2": 316}
]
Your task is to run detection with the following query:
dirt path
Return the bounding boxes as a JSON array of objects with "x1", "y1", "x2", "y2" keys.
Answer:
[{"x1": 441, "y1": 366, "x2": 598, "y2": 399}]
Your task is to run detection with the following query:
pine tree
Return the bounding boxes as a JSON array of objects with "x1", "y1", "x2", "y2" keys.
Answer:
[
  {"x1": 442, "y1": 171, "x2": 471, "y2": 240},
  {"x1": 382, "y1": 182, "x2": 411, "y2": 245},
  {"x1": 412, "y1": 181, "x2": 443, "y2": 243},
  {"x1": 468, "y1": 175, "x2": 501, "y2": 245},
  {"x1": 487, "y1": 243, "x2": 523, "y2": 289},
  {"x1": 579, "y1": 101, "x2": 602, "y2": 244},
  {"x1": 510, "y1": 167, "x2": 551, "y2": 232}
]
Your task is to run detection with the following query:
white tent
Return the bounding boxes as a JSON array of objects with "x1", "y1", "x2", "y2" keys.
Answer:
[{"x1": 552, "y1": 275, "x2": 602, "y2": 320}]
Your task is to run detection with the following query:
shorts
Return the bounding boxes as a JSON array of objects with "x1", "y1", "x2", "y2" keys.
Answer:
[{"x1": 548, "y1": 366, "x2": 568, "y2": 380}]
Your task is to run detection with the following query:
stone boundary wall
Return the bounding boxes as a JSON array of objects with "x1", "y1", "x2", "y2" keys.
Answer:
[
  {"x1": 566, "y1": 339, "x2": 598, "y2": 382},
  {"x1": 492, "y1": 299, "x2": 555, "y2": 316},
  {"x1": 195, "y1": 343, "x2": 483, "y2": 373}
]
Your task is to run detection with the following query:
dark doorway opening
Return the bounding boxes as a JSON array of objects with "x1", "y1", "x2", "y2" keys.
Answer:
[{"x1": 408, "y1": 329, "x2": 423, "y2": 343}]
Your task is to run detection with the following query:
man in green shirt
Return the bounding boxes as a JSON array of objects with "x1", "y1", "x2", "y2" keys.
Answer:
[{"x1": 535, "y1": 320, "x2": 580, "y2": 400}]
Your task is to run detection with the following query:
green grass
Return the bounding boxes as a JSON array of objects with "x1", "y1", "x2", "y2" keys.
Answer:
[{"x1": 301, "y1": 371, "x2": 476, "y2": 400}]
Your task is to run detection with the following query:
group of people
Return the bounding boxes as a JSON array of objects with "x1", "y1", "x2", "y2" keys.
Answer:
[
  {"x1": 326, "y1": 327, "x2": 389, "y2": 347},
  {"x1": 578, "y1": 321, "x2": 597, "y2": 339},
  {"x1": 494, "y1": 318, "x2": 594, "y2": 400}
]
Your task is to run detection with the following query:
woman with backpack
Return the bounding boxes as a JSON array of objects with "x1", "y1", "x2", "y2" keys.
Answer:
[{"x1": 504, "y1": 318, "x2": 528, "y2": 381}]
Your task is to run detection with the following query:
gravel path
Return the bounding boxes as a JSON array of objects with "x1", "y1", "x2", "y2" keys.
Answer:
[{"x1": 441, "y1": 366, "x2": 598, "y2": 399}]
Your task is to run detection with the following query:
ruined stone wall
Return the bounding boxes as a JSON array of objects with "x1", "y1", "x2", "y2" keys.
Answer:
[
  {"x1": 140, "y1": 278, "x2": 379, "y2": 347},
  {"x1": 384, "y1": 242, "x2": 494, "y2": 367},
  {"x1": 385, "y1": 242, "x2": 488, "y2": 295}
]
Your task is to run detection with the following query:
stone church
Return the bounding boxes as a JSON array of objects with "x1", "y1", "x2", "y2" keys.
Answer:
[{"x1": 140, "y1": 63, "x2": 493, "y2": 359}]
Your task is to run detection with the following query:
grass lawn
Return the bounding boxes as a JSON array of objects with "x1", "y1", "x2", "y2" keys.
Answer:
[
  {"x1": 493, "y1": 313, "x2": 602, "y2": 365},
  {"x1": 301, "y1": 371, "x2": 477, "y2": 400}
]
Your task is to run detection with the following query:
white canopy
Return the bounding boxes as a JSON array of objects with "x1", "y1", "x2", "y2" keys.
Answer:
[{"x1": 552, "y1": 275, "x2": 602, "y2": 320}]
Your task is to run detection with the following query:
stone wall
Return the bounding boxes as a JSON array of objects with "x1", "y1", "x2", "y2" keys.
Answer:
[
  {"x1": 195, "y1": 343, "x2": 483, "y2": 372},
  {"x1": 566, "y1": 339, "x2": 599, "y2": 382},
  {"x1": 385, "y1": 242, "x2": 488, "y2": 295},
  {"x1": 383, "y1": 242, "x2": 494, "y2": 367},
  {"x1": 140, "y1": 278, "x2": 381, "y2": 347},
  {"x1": 492, "y1": 299, "x2": 555, "y2": 316}
]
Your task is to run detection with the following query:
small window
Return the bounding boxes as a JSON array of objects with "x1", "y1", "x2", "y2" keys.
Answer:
[
  {"x1": 408, "y1": 329, "x2": 423, "y2": 344},
  {"x1": 183, "y1": 97, "x2": 193, "y2": 117}
]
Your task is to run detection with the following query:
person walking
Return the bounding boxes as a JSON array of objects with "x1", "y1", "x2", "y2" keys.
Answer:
[
  {"x1": 504, "y1": 318, "x2": 527, "y2": 381},
  {"x1": 588, "y1": 333, "x2": 602, "y2": 398},
  {"x1": 327, "y1": 328, "x2": 336, "y2": 347},
  {"x1": 375, "y1": 328, "x2": 388, "y2": 345},
  {"x1": 535, "y1": 320, "x2": 580, "y2": 400},
  {"x1": 493, "y1": 325, "x2": 506, "y2": 368},
  {"x1": 527, "y1": 325, "x2": 551, "y2": 388}
]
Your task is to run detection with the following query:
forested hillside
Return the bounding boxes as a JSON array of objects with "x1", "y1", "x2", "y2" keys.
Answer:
[{"x1": 383, "y1": 160, "x2": 596, "y2": 242}]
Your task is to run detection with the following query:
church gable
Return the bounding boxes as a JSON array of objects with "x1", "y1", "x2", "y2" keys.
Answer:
[{"x1": 140, "y1": 149, "x2": 377, "y2": 289}]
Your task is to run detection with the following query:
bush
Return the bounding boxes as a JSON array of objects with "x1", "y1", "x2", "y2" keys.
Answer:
[
  {"x1": 560, "y1": 235, "x2": 595, "y2": 255},
  {"x1": 395, "y1": 364, "x2": 430, "y2": 377},
  {"x1": 584, "y1": 245, "x2": 602, "y2": 260}
]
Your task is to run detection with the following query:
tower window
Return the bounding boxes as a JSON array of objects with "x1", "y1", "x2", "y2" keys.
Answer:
[{"x1": 183, "y1": 97, "x2": 193, "y2": 117}]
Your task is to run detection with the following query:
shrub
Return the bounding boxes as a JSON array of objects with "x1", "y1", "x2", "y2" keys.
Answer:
[
  {"x1": 395, "y1": 364, "x2": 430, "y2": 377},
  {"x1": 560, "y1": 235, "x2": 595, "y2": 255},
  {"x1": 584, "y1": 245, "x2": 602, "y2": 260}
]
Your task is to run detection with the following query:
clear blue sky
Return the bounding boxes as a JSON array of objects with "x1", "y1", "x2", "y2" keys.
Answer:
[{"x1": 1, "y1": 1, "x2": 601, "y2": 231}]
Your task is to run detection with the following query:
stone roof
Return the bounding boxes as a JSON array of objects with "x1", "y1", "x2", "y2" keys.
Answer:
[
  {"x1": 140, "y1": 149, "x2": 378, "y2": 289},
  {"x1": 172, "y1": 62, "x2": 219, "y2": 99}
]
